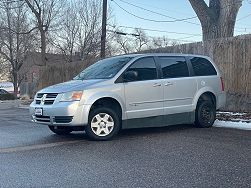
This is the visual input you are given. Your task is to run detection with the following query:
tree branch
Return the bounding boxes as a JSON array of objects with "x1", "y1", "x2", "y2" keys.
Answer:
[
  {"x1": 188, "y1": 0, "x2": 212, "y2": 25},
  {"x1": 0, "y1": 26, "x2": 39, "y2": 35},
  {"x1": 23, "y1": 0, "x2": 40, "y2": 18}
]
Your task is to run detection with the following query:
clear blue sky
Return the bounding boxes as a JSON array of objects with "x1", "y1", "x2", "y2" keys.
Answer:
[{"x1": 109, "y1": 0, "x2": 251, "y2": 43}]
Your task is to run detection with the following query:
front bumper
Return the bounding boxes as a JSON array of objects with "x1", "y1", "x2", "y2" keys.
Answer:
[{"x1": 29, "y1": 101, "x2": 91, "y2": 126}]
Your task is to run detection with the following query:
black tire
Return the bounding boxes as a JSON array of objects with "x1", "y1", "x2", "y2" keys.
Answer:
[
  {"x1": 195, "y1": 100, "x2": 216, "y2": 128},
  {"x1": 48, "y1": 126, "x2": 72, "y2": 135},
  {"x1": 85, "y1": 107, "x2": 121, "y2": 141}
]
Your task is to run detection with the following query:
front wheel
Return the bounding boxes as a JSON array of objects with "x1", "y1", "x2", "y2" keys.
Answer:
[
  {"x1": 85, "y1": 107, "x2": 121, "y2": 141},
  {"x1": 48, "y1": 126, "x2": 72, "y2": 135},
  {"x1": 195, "y1": 100, "x2": 216, "y2": 128}
]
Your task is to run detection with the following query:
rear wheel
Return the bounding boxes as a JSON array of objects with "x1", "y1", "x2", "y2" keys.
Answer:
[
  {"x1": 195, "y1": 100, "x2": 216, "y2": 128},
  {"x1": 85, "y1": 107, "x2": 121, "y2": 141},
  {"x1": 48, "y1": 126, "x2": 72, "y2": 135}
]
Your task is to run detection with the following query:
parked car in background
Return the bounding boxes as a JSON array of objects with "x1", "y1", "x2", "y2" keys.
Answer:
[
  {"x1": 0, "y1": 82, "x2": 20, "y2": 97},
  {"x1": 30, "y1": 53, "x2": 226, "y2": 140},
  {"x1": 0, "y1": 89, "x2": 9, "y2": 95},
  {"x1": 0, "y1": 88, "x2": 16, "y2": 100}
]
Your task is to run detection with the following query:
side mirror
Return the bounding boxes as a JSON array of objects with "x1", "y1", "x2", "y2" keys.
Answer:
[{"x1": 123, "y1": 70, "x2": 138, "y2": 82}]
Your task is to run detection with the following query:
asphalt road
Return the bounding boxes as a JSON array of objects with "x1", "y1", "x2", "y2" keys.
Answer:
[{"x1": 0, "y1": 107, "x2": 250, "y2": 188}]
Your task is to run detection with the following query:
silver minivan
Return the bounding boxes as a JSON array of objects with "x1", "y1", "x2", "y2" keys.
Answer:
[{"x1": 30, "y1": 54, "x2": 226, "y2": 140}]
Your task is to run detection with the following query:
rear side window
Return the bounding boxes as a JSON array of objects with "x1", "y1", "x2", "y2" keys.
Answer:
[
  {"x1": 127, "y1": 57, "x2": 157, "y2": 81},
  {"x1": 190, "y1": 57, "x2": 217, "y2": 76},
  {"x1": 159, "y1": 57, "x2": 189, "y2": 78}
]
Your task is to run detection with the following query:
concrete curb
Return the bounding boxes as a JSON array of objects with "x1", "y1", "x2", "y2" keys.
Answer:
[
  {"x1": 18, "y1": 105, "x2": 29, "y2": 109},
  {"x1": 0, "y1": 100, "x2": 30, "y2": 109},
  {"x1": 0, "y1": 100, "x2": 20, "y2": 109}
]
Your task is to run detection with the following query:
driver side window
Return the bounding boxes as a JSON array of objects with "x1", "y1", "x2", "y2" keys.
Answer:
[{"x1": 127, "y1": 57, "x2": 157, "y2": 81}]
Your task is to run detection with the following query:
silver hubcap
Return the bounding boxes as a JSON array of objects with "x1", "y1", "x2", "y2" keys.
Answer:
[{"x1": 91, "y1": 113, "x2": 114, "y2": 137}]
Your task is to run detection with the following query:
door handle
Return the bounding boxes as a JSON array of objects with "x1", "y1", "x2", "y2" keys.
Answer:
[
  {"x1": 164, "y1": 82, "x2": 173, "y2": 86},
  {"x1": 153, "y1": 83, "x2": 161, "y2": 87}
]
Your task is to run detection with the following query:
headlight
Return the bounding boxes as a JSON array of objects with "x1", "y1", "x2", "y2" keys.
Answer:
[{"x1": 59, "y1": 91, "x2": 83, "y2": 102}]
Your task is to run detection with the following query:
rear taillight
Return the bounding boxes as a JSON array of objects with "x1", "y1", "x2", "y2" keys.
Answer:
[{"x1": 220, "y1": 77, "x2": 224, "y2": 91}]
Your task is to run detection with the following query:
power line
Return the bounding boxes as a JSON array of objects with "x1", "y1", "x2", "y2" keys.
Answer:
[
  {"x1": 108, "y1": 25, "x2": 201, "y2": 42},
  {"x1": 111, "y1": 0, "x2": 250, "y2": 39},
  {"x1": 235, "y1": 26, "x2": 251, "y2": 30},
  {"x1": 112, "y1": 0, "x2": 245, "y2": 26},
  {"x1": 108, "y1": 24, "x2": 251, "y2": 42},
  {"x1": 120, "y1": 1, "x2": 195, "y2": 17},
  {"x1": 115, "y1": 0, "x2": 197, "y2": 22},
  {"x1": 107, "y1": 29, "x2": 140, "y2": 37},
  {"x1": 108, "y1": 29, "x2": 198, "y2": 43},
  {"x1": 111, "y1": 0, "x2": 200, "y2": 23},
  {"x1": 108, "y1": 24, "x2": 202, "y2": 37},
  {"x1": 237, "y1": 13, "x2": 251, "y2": 21}
]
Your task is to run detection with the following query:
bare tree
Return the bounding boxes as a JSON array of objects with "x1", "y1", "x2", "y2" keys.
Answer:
[
  {"x1": 188, "y1": 0, "x2": 243, "y2": 41},
  {"x1": 0, "y1": 1, "x2": 35, "y2": 96},
  {"x1": 114, "y1": 31, "x2": 132, "y2": 54},
  {"x1": 51, "y1": 0, "x2": 102, "y2": 60},
  {"x1": 23, "y1": 0, "x2": 64, "y2": 66},
  {"x1": 77, "y1": 0, "x2": 102, "y2": 58},
  {"x1": 133, "y1": 28, "x2": 149, "y2": 52},
  {"x1": 49, "y1": 1, "x2": 79, "y2": 62},
  {"x1": 0, "y1": 58, "x2": 11, "y2": 81},
  {"x1": 113, "y1": 28, "x2": 150, "y2": 54},
  {"x1": 149, "y1": 36, "x2": 171, "y2": 49}
]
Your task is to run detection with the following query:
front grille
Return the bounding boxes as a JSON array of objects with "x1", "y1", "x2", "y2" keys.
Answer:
[
  {"x1": 34, "y1": 115, "x2": 73, "y2": 124},
  {"x1": 54, "y1": 116, "x2": 73, "y2": 123},
  {"x1": 37, "y1": 93, "x2": 44, "y2": 98},
  {"x1": 44, "y1": 100, "x2": 54, "y2": 105},
  {"x1": 35, "y1": 115, "x2": 50, "y2": 123},
  {"x1": 46, "y1": 93, "x2": 58, "y2": 98},
  {"x1": 36, "y1": 93, "x2": 58, "y2": 105}
]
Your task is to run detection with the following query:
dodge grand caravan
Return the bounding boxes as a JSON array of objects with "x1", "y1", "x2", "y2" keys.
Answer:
[{"x1": 30, "y1": 54, "x2": 226, "y2": 140}]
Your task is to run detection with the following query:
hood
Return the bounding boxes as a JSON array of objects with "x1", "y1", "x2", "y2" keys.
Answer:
[{"x1": 38, "y1": 79, "x2": 106, "y2": 93}]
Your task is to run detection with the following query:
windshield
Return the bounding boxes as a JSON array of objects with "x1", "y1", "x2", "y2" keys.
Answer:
[{"x1": 74, "y1": 56, "x2": 133, "y2": 80}]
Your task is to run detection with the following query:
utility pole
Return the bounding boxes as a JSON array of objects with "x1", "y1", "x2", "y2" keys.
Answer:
[{"x1": 101, "y1": 0, "x2": 107, "y2": 58}]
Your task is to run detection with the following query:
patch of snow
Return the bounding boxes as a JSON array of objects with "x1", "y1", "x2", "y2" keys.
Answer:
[
  {"x1": 228, "y1": 119, "x2": 251, "y2": 123},
  {"x1": 214, "y1": 120, "x2": 251, "y2": 130},
  {"x1": 217, "y1": 111, "x2": 246, "y2": 115}
]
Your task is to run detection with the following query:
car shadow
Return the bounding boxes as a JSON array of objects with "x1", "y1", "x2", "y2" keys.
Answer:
[
  {"x1": 35, "y1": 124, "x2": 196, "y2": 143},
  {"x1": 119, "y1": 124, "x2": 196, "y2": 137}
]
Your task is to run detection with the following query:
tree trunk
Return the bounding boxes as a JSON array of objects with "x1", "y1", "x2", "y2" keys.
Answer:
[
  {"x1": 13, "y1": 70, "x2": 18, "y2": 98},
  {"x1": 40, "y1": 30, "x2": 47, "y2": 66},
  {"x1": 189, "y1": 0, "x2": 242, "y2": 41}
]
